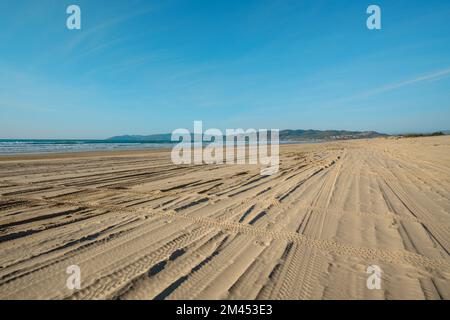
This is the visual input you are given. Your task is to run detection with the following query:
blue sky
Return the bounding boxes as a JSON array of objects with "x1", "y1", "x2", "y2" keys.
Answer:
[{"x1": 0, "y1": 0, "x2": 449, "y2": 138}]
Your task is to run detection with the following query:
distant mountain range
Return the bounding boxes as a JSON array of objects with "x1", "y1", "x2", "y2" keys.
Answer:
[
  {"x1": 277, "y1": 129, "x2": 386, "y2": 141},
  {"x1": 108, "y1": 129, "x2": 387, "y2": 142}
]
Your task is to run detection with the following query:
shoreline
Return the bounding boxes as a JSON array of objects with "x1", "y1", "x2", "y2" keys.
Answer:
[
  {"x1": 0, "y1": 139, "x2": 365, "y2": 160},
  {"x1": 0, "y1": 146, "x2": 175, "y2": 161},
  {"x1": 0, "y1": 140, "x2": 332, "y2": 161}
]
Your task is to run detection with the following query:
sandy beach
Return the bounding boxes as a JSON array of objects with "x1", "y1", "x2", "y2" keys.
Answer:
[{"x1": 0, "y1": 136, "x2": 449, "y2": 300}]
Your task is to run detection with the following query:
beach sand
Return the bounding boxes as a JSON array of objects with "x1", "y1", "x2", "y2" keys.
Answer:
[{"x1": 0, "y1": 136, "x2": 449, "y2": 299}]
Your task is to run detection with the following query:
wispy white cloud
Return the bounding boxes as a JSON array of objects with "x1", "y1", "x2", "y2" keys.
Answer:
[
  {"x1": 65, "y1": 5, "x2": 156, "y2": 52},
  {"x1": 364, "y1": 68, "x2": 450, "y2": 96},
  {"x1": 327, "y1": 67, "x2": 450, "y2": 107}
]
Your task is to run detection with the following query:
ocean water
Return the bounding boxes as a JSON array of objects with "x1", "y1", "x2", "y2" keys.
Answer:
[
  {"x1": 0, "y1": 139, "x2": 175, "y2": 155},
  {"x1": 0, "y1": 139, "x2": 306, "y2": 155}
]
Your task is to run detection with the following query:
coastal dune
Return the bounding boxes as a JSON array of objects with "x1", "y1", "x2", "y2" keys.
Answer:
[{"x1": 0, "y1": 136, "x2": 449, "y2": 299}]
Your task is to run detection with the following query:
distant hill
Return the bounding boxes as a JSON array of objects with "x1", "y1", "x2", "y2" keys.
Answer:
[
  {"x1": 108, "y1": 129, "x2": 386, "y2": 142},
  {"x1": 400, "y1": 131, "x2": 446, "y2": 138},
  {"x1": 278, "y1": 129, "x2": 385, "y2": 141}
]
